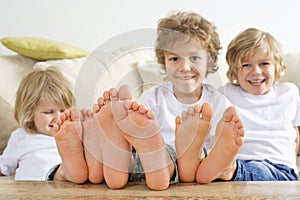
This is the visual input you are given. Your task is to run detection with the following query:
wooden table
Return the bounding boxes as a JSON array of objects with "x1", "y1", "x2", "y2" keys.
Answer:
[{"x1": 1, "y1": 180, "x2": 300, "y2": 199}]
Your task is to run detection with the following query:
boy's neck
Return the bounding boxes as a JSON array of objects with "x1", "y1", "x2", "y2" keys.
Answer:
[{"x1": 173, "y1": 86, "x2": 202, "y2": 104}]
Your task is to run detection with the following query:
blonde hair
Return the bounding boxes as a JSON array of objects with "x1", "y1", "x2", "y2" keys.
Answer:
[
  {"x1": 155, "y1": 10, "x2": 222, "y2": 74},
  {"x1": 226, "y1": 28, "x2": 286, "y2": 85},
  {"x1": 14, "y1": 67, "x2": 76, "y2": 133}
]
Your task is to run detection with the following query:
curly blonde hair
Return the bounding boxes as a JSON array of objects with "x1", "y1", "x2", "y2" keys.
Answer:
[
  {"x1": 226, "y1": 28, "x2": 286, "y2": 85},
  {"x1": 14, "y1": 67, "x2": 76, "y2": 133},
  {"x1": 155, "y1": 10, "x2": 222, "y2": 74}
]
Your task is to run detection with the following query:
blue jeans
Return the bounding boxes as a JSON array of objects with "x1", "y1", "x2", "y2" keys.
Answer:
[
  {"x1": 234, "y1": 159, "x2": 298, "y2": 181},
  {"x1": 128, "y1": 144, "x2": 178, "y2": 184}
]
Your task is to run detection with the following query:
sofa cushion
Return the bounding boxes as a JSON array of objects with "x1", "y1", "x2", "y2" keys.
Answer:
[
  {"x1": 1, "y1": 37, "x2": 88, "y2": 61},
  {"x1": 281, "y1": 53, "x2": 300, "y2": 90},
  {"x1": 0, "y1": 55, "x2": 36, "y2": 106},
  {"x1": 0, "y1": 96, "x2": 18, "y2": 155},
  {"x1": 33, "y1": 57, "x2": 86, "y2": 92},
  {"x1": 73, "y1": 48, "x2": 145, "y2": 108}
]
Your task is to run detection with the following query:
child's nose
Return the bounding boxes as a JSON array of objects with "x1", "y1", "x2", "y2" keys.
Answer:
[
  {"x1": 252, "y1": 65, "x2": 262, "y2": 74},
  {"x1": 180, "y1": 60, "x2": 192, "y2": 72}
]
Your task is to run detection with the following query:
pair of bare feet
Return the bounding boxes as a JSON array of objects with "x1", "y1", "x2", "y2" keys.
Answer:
[
  {"x1": 175, "y1": 102, "x2": 245, "y2": 183},
  {"x1": 53, "y1": 85, "x2": 173, "y2": 190},
  {"x1": 53, "y1": 84, "x2": 244, "y2": 190}
]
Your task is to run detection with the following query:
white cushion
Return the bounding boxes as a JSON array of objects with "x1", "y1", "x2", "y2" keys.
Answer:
[
  {"x1": 0, "y1": 55, "x2": 37, "y2": 106},
  {"x1": 33, "y1": 57, "x2": 86, "y2": 92},
  {"x1": 32, "y1": 48, "x2": 147, "y2": 109},
  {"x1": 74, "y1": 48, "x2": 147, "y2": 108},
  {"x1": 137, "y1": 60, "x2": 165, "y2": 91},
  {"x1": 281, "y1": 53, "x2": 300, "y2": 91}
]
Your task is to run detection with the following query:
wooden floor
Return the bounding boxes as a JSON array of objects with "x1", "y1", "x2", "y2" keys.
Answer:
[{"x1": 1, "y1": 180, "x2": 300, "y2": 199}]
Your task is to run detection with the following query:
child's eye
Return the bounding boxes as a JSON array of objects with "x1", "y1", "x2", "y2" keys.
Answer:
[
  {"x1": 169, "y1": 57, "x2": 179, "y2": 62},
  {"x1": 44, "y1": 111, "x2": 52, "y2": 114},
  {"x1": 190, "y1": 56, "x2": 200, "y2": 62},
  {"x1": 242, "y1": 63, "x2": 251, "y2": 68},
  {"x1": 261, "y1": 62, "x2": 271, "y2": 66}
]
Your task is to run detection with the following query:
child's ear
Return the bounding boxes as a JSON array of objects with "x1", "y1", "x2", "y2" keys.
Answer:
[
  {"x1": 232, "y1": 74, "x2": 239, "y2": 85},
  {"x1": 276, "y1": 63, "x2": 285, "y2": 81},
  {"x1": 26, "y1": 117, "x2": 35, "y2": 128},
  {"x1": 28, "y1": 116, "x2": 34, "y2": 122}
]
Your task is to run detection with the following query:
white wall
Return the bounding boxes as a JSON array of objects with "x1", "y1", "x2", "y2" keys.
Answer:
[{"x1": 1, "y1": 0, "x2": 299, "y2": 58}]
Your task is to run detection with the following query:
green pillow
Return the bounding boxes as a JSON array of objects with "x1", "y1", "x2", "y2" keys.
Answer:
[{"x1": 1, "y1": 37, "x2": 89, "y2": 60}]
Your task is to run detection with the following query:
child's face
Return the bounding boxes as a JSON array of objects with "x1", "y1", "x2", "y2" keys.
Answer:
[
  {"x1": 31, "y1": 95, "x2": 64, "y2": 136},
  {"x1": 164, "y1": 41, "x2": 208, "y2": 103},
  {"x1": 237, "y1": 48, "x2": 276, "y2": 95}
]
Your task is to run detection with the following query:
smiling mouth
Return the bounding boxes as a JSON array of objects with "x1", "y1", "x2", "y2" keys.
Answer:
[
  {"x1": 248, "y1": 79, "x2": 265, "y2": 86},
  {"x1": 177, "y1": 75, "x2": 195, "y2": 80}
]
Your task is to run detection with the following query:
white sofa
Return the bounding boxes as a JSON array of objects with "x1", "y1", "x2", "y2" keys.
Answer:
[{"x1": 0, "y1": 46, "x2": 300, "y2": 177}]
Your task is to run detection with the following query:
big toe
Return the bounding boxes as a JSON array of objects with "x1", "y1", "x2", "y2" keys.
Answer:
[
  {"x1": 119, "y1": 85, "x2": 132, "y2": 100},
  {"x1": 202, "y1": 102, "x2": 213, "y2": 121},
  {"x1": 222, "y1": 106, "x2": 236, "y2": 122}
]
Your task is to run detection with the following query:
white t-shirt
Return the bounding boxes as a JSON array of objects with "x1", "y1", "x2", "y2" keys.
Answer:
[
  {"x1": 139, "y1": 82, "x2": 231, "y2": 150},
  {"x1": 0, "y1": 128, "x2": 61, "y2": 180},
  {"x1": 219, "y1": 82, "x2": 300, "y2": 171}
]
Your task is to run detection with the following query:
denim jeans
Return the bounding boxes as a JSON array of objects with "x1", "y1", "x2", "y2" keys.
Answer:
[
  {"x1": 234, "y1": 159, "x2": 298, "y2": 181},
  {"x1": 128, "y1": 144, "x2": 178, "y2": 184}
]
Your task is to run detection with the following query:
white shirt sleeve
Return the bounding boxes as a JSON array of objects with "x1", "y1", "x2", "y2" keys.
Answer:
[{"x1": 0, "y1": 129, "x2": 23, "y2": 176}]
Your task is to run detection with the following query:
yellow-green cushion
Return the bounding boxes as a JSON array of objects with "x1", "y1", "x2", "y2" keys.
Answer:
[{"x1": 1, "y1": 37, "x2": 89, "y2": 61}]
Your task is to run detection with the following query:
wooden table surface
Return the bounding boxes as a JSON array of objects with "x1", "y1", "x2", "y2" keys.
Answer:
[{"x1": 1, "y1": 180, "x2": 300, "y2": 199}]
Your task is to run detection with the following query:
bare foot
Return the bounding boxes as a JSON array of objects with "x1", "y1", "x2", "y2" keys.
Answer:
[
  {"x1": 92, "y1": 85, "x2": 133, "y2": 189},
  {"x1": 81, "y1": 108, "x2": 104, "y2": 184},
  {"x1": 112, "y1": 93, "x2": 173, "y2": 190},
  {"x1": 175, "y1": 102, "x2": 212, "y2": 182},
  {"x1": 196, "y1": 106, "x2": 244, "y2": 183},
  {"x1": 53, "y1": 107, "x2": 88, "y2": 183}
]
